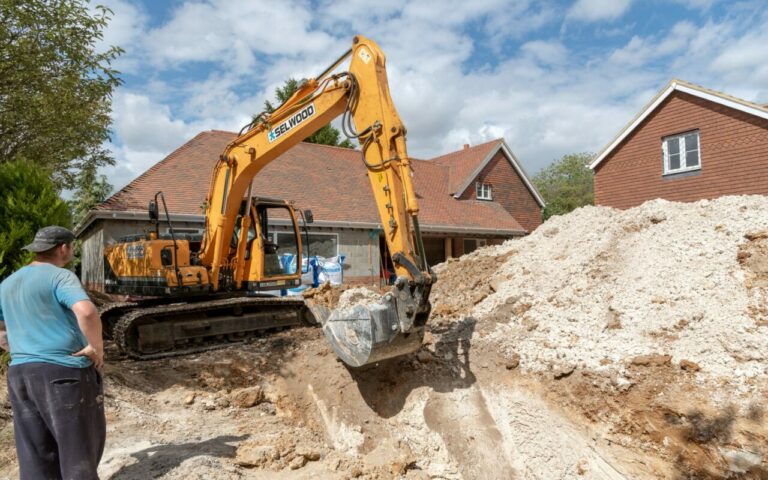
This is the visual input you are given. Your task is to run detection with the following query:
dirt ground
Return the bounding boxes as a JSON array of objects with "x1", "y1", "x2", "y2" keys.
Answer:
[
  {"x1": 1, "y1": 196, "x2": 767, "y2": 479},
  {"x1": 1, "y1": 309, "x2": 764, "y2": 479}
]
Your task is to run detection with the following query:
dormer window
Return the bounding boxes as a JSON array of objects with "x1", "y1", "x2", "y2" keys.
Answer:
[
  {"x1": 476, "y1": 182, "x2": 492, "y2": 200},
  {"x1": 663, "y1": 131, "x2": 700, "y2": 175}
]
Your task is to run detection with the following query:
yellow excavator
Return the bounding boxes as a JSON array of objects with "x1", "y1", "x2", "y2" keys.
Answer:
[{"x1": 100, "y1": 35, "x2": 435, "y2": 367}]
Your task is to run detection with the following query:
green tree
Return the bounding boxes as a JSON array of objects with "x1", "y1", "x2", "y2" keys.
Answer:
[
  {"x1": 533, "y1": 152, "x2": 594, "y2": 221},
  {"x1": 0, "y1": 161, "x2": 72, "y2": 280},
  {"x1": 0, "y1": 0, "x2": 123, "y2": 190},
  {"x1": 69, "y1": 166, "x2": 112, "y2": 226},
  {"x1": 261, "y1": 78, "x2": 354, "y2": 148}
]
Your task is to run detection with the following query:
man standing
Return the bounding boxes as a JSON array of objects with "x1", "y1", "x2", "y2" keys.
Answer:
[{"x1": 0, "y1": 226, "x2": 106, "y2": 480}]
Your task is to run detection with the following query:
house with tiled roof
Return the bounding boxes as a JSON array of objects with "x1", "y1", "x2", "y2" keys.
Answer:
[
  {"x1": 590, "y1": 79, "x2": 768, "y2": 209},
  {"x1": 76, "y1": 131, "x2": 543, "y2": 290}
]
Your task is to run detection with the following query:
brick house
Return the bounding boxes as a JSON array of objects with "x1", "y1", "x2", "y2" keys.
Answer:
[
  {"x1": 76, "y1": 132, "x2": 543, "y2": 290},
  {"x1": 590, "y1": 79, "x2": 768, "y2": 209}
]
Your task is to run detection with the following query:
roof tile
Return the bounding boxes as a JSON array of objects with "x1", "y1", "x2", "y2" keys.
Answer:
[
  {"x1": 430, "y1": 140, "x2": 500, "y2": 194},
  {"x1": 100, "y1": 131, "x2": 524, "y2": 233}
]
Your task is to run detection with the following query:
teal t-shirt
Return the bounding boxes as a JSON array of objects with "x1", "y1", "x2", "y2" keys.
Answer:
[{"x1": 0, "y1": 263, "x2": 91, "y2": 368}]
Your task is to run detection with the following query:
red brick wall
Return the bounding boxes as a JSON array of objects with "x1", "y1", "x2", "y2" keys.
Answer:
[
  {"x1": 460, "y1": 150, "x2": 542, "y2": 232},
  {"x1": 594, "y1": 91, "x2": 768, "y2": 209}
]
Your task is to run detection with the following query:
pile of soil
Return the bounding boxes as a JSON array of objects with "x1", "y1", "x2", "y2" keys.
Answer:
[
  {"x1": 430, "y1": 195, "x2": 768, "y2": 478},
  {"x1": 1, "y1": 195, "x2": 767, "y2": 479}
]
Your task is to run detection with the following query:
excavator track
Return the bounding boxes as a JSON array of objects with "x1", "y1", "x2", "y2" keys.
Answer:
[
  {"x1": 98, "y1": 301, "x2": 139, "y2": 338},
  {"x1": 108, "y1": 296, "x2": 309, "y2": 360}
]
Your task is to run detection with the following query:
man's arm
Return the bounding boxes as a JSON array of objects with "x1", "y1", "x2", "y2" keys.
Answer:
[{"x1": 71, "y1": 300, "x2": 104, "y2": 369}]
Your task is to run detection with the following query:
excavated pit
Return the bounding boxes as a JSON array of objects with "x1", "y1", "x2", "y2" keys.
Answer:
[{"x1": 1, "y1": 195, "x2": 767, "y2": 479}]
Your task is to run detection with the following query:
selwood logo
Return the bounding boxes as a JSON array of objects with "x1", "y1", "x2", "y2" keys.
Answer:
[
  {"x1": 268, "y1": 103, "x2": 316, "y2": 143},
  {"x1": 126, "y1": 244, "x2": 145, "y2": 260}
]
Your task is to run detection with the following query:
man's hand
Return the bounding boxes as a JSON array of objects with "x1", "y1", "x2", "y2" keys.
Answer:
[
  {"x1": 71, "y1": 300, "x2": 104, "y2": 370},
  {"x1": 73, "y1": 344, "x2": 104, "y2": 370}
]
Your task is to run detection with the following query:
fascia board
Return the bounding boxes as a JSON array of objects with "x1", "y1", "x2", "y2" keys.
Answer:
[
  {"x1": 675, "y1": 84, "x2": 768, "y2": 121},
  {"x1": 589, "y1": 82, "x2": 676, "y2": 170}
]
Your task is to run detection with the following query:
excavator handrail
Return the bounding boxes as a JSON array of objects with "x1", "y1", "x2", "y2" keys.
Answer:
[{"x1": 154, "y1": 191, "x2": 183, "y2": 288}]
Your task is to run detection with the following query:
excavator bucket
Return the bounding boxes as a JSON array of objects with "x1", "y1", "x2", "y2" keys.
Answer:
[{"x1": 306, "y1": 287, "x2": 428, "y2": 367}]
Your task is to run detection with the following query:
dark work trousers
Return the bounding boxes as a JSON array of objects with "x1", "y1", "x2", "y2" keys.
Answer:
[{"x1": 7, "y1": 362, "x2": 106, "y2": 480}]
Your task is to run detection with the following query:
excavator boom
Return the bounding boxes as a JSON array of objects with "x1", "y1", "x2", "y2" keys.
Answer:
[{"x1": 200, "y1": 35, "x2": 434, "y2": 366}]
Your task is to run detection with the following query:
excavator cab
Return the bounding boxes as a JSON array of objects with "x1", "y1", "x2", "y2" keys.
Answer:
[
  {"x1": 227, "y1": 197, "x2": 304, "y2": 292},
  {"x1": 255, "y1": 201, "x2": 294, "y2": 277}
]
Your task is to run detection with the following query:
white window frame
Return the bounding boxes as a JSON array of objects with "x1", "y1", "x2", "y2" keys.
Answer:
[
  {"x1": 476, "y1": 181, "x2": 492, "y2": 200},
  {"x1": 662, "y1": 130, "x2": 701, "y2": 175},
  {"x1": 274, "y1": 231, "x2": 339, "y2": 258}
]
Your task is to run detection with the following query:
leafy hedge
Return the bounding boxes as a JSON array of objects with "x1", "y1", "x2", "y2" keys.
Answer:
[{"x1": 0, "y1": 161, "x2": 72, "y2": 280}]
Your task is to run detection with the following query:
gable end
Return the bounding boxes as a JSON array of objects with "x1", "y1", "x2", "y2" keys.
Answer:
[
  {"x1": 590, "y1": 80, "x2": 768, "y2": 171},
  {"x1": 454, "y1": 140, "x2": 545, "y2": 208}
]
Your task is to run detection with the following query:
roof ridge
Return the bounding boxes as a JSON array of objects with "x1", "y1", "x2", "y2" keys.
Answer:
[
  {"x1": 411, "y1": 157, "x2": 450, "y2": 170},
  {"x1": 430, "y1": 138, "x2": 501, "y2": 162},
  {"x1": 671, "y1": 78, "x2": 768, "y2": 113}
]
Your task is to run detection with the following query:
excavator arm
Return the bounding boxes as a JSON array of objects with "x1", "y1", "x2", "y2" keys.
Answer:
[{"x1": 200, "y1": 35, "x2": 434, "y2": 366}]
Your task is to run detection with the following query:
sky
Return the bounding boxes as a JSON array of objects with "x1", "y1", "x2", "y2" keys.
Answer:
[{"x1": 94, "y1": 0, "x2": 768, "y2": 192}]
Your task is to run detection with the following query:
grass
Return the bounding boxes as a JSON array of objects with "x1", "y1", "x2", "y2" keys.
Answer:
[
  {"x1": 0, "y1": 351, "x2": 9, "y2": 375},
  {"x1": 0, "y1": 376, "x2": 14, "y2": 474},
  {"x1": 0, "y1": 424, "x2": 16, "y2": 473}
]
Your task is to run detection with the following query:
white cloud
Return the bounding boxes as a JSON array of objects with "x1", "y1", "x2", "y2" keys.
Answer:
[
  {"x1": 317, "y1": 0, "x2": 510, "y2": 30},
  {"x1": 433, "y1": 58, "x2": 644, "y2": 167},
  {"x1": 670, "y1": 0, "x2": 719, "y2": 10},
  {"x1": 97, "y1": 0, "x2": 768, "y2": 193},
  {"x1": 521, "y1": 40, "x2": 569, "y2": 65},
  {"x1": 609, "y1": 21, "x2": 696, "y2": 67},
  {"x1": 143, "y1": 1, "x2": 338, "y2": 70},
  {"x1": 104, "y1": 149, "x2": 165, "y2": 192},
  {"x1": 93, "y1": 0, "x2": 148, "y2": 73},
  {"x1": 711, "y1": 31, "x2": 768, "y2": 72},
  {"x1": 604, "y1": 14, "x2": 761, "y2": 94},
  {"x1": 112, "y1": 92, "x2": 192, "y2": 153},
  {"x1": 567, "y1": 0, "x2": 632, "y2": 22},
  {"x1": 93, "y1": 0, "x2": 146, "y2": 49},
  {"x1": 485, "y1": 2, "x2": 558, "y2": 45}
]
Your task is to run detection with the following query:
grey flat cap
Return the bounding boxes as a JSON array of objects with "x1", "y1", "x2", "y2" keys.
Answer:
[{"x1": 22, "y1": 226, "x2": 75, "y2": 252}]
